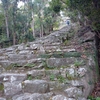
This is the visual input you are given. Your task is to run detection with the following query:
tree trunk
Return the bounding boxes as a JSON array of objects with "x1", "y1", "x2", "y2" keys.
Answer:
[
  {"x1": 95, "y1": 31, "x2": 100, "y2": 69},
  {"x1": 4, "y1": 6, "x2": 9, "y2": 39},
  {"x1": 13, "y1": 32, "x2": 16, "y2": 45},
  {"x1": 31, "y1": 11, "x2": 35, "y2": 38}
]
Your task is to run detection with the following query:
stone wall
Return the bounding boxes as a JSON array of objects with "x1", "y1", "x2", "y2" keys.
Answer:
[{"x1": 0, "y1": 26, "x2": 98, "y2": 100}]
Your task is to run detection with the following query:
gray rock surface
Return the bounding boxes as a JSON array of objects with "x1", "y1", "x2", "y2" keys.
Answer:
[
  {"x1": 0, "y1": 98, "x2": 6, "y2": 100},
  {"x1": 0, "y1": 26, "x2": 96, "y2": 100},
  {"x1": 23, "y1": 80, "x2": 50, "y2": 93},
  {"x1": 4, "y1": 81, "x2": 22, "y2": 96}
]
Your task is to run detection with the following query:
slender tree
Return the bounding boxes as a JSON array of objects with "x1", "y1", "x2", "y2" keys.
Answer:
[{"x1": 1, "y1": 0, "x2": 10, "y2": 39}]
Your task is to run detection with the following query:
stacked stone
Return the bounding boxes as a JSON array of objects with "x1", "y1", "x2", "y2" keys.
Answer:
[{"x1": 0, "y1": 26, "x2": 96, "y2": 100}]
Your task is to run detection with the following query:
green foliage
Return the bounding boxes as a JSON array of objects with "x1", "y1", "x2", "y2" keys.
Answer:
[
  {"x1": 88, "y1": 80, "x2": 93, "y2": 85},
  {"x1": 24, "y1": 63, "x2": 36, "y2": 68},
  {"x1": 50, "y1": 0, "x2": 61, "y2": 13},
  {"x1": 41, "y1": 60, "x2": 55, "y2": 70},
  {"x1": 63, "y1": 52, "x2": 81, "y2": 57},
  {"x1": 40, "y1": 52, "x2": 81, "y2": 58},
  {"x1": 40, "y1": 54, "x2": 51, "y2": 58},
  {"x1": 50, "y1": 74, "x2": 55, "y2": 81},
  {"x1": 24, "y1": 33, "x2": 35, "y2": 42},
  {"x1": 87, "y1": 96, "x2": 100, "y2": 100},
  {"x1": 96, "y1": 97, "x2": 100, "y2": 100},
  {"x1": 66, "y1": 73, "x2": 75, "y2": 80},
  {"x1": 27, "y1": 74, "x2": 33, "y2": 80},
  {"x1": 0, "y1": 83, "x2": 4, "y2": 91},
  {"x1": 6, "y1": 63, "x2": 21, "y2": 70},
  {"x1": 74, "y1": 61, "x2": 83, "y2": 67},
  {"x1": 57, "y1": 75, "x2": 65, "y2": 83},
  {"x1": 94, "y1": 56, "x2": 99, "y2": 80}
]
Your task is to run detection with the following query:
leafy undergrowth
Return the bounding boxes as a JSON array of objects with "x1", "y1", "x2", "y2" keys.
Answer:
[
  {"x1": 88, "y1": 97, "x2": 100, "y2": 100},
  {"x1": 89, "y1": 79, "x2": 100, "y2": 100}
]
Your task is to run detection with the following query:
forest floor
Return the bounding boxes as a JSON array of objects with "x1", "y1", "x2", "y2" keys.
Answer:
[{"x1": 91, "y1": 78, "x2": 100, "y2": 98}]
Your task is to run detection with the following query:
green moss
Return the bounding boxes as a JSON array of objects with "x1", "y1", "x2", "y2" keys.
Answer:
[
  {"x1": 6, "y1": 63, "x2": 21, "y2": 70},
  {"x1": 52, "y1": 53, "x2": 63, "y2": 58},
  {"x1": 27, "y1": 74, "x2": 33, "y2": 80},
  {"x1": 63, "y1": 52, "x2": 81, "y2": 57},
  {"x1": 39, "y1": 52, "x2": 81, "y2": 58},
  {"x1": 57, "y1": 75, "x2": 65, "y2": 83},
  {"x1": 74, "y1": 61, "x2": 83, "y2": 67},
  {"x1": 0, "y1": 83, "x2": 4, "y2": 91},
  {"x1": 87, "y1": 96, "x2": 100, "y2": 100},
  {"x1": 63, "y1": 40, "x2": 68, "y2": 45},
  {"x1": 50, "y1": 74, "x2": 55, "y2": 81},
  {"x1": 61, "y1": 65, "x2": 69, "y2": 68},
  {"x1": 41, "y1": 60, "x2": 55, "y2": 70},
  {"x1": 39, "y1": 54, "x2": 51, "y2": 58},
  {"x1": 24, "y1": 63, "x2": 36, "y2": 68},
  {"x1": 66, "y1": 73, "x2": 76, "y2": 80}
]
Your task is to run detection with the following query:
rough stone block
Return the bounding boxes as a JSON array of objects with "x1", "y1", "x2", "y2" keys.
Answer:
[
  {"x1": 4, "y1": 81, "x2": 22, "y2": 96},
  {"x1": 52, "y1": 95, "x2": 68, "y2": 100},
  {"x1": 64, "y1": 87, "x2": 83, "y2": 98},
  {"x1": 23, "y1": 80, "x2": 50, "y2": 93},
  {"x1": 0, "y1": 97, "x2": 6, "y2": 100},
  {"x1": 2, "y1": 73, "x2": 27, "y2": 82}
]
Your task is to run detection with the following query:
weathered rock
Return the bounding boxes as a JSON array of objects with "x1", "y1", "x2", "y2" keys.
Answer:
[
  {"x1": 12, "y1": 93, "x2": 50, "y2": 100},
  {"x1": 0, "y1": 97, "x2": 6, "y2": 100},
  {"x1": 78, "y1": 97, "x2": 87, "y2": 100},
  {"x1": 48, "y1": 81, "x2": 68, "y2": 91},
  {"x1": 77, "y1": 67, "x2": 87, "y2": 77},
  {"x1": 70, "y1": 80, "x2": 84, "y2": 87},
  {"x1": 64, "y1": 87, "x2": 83, "y2": 98},
  {"x1": 66, "y1": 68, "x2": 75, "y2": 79},
  {"x1": 52, "y1": 95, "x2": 68, "y2": 100},
  {"x1": 19, "y1": 50, "x2": 30, "y2": 55},
  {"x1": 12, "y1": 93, "x2": 52, "y2": 100},
  {"x1": 2, "y1": 73, "x2": 27, "y2": 82},
  {"x1": 27, "y1": 70, "x2": 45, "y2": 78},
  {"x1": 8, "y1": 54, "x2": 27, "y2": 61},
  {"x1": 4, "y1": 81, "x2": 22, "y2": 96},
  {"x1": 12, "y1": 93, "x2": 31, "y2": 100},
  {"x1": 0, "y1": 60, "x2": 11, "y2": 68},
  {"x1": 68, "y1": 99, "x2": 76, "y2": 100},
  {"x1": 45, "y1": 70, "x2": 60, "y2": 77},
  {"x1": 23, "y1": 80, "x2": 50, "y2": 93},
  {"x1": 38, "y1": 46, "x2": 45, "y2": 54},
  {"x1": 81, "y1": 76, "x2": 94, "y2": 98},
  {"x1": 17, "y1": 44, "x2": 25, "y2": 50},
  {"x1": 0, "y1": 56, "x2": 6, "y2": 60},
  {"x1": 46, "y1": 58, "x2": 76, "y2": 68}
]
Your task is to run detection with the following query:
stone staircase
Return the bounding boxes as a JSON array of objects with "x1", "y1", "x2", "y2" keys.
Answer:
[{"x1": 0, "y1": 26, "x2": 96, "y2": 100}]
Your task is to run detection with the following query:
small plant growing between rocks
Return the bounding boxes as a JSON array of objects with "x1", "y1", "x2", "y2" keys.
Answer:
[
  {"x1": 74, "y1": 61, "x2": 83, "y2": 67},
  {"x1": 6, "y1": 63, "x2": 21, "y2": 70},
  {"x1": 66, "y1": 73, "x2": 75, "y2": 80},
  {"x1": 26, "y1": 43, "x2": 30, "y2": 47},
  {"x1": 24, "y1": 63, "x2": 36, "y2": 68},
  {"x1": 57, "y1": 75, "x2": 65, "y2": 83},
  {"x1": 0, "y1": 83, "x2": 4, "y2": 91},
  {"x1": 87, "y1": 96, "x2": 100, "y2": 100},
  {"x1": 50, "y1": 74, "x2": 55, "y2": 81},
  {"x1": 41, "y1": 60, "x2": 55, "y2": 70},
  {"x1": 27, "y1": 74, "x2": 33, "y2": 80}
]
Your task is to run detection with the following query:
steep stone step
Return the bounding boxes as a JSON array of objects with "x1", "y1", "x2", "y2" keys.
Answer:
[
  {"x1": 0, "y1": 73, "x2": 27, "y2": 83},
  {"x1": 23, "y1": 80, "x2": 50, "y2": 93},
  {"x1": 12, "y1": 92, "x2": 53, "y2": 100}
]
